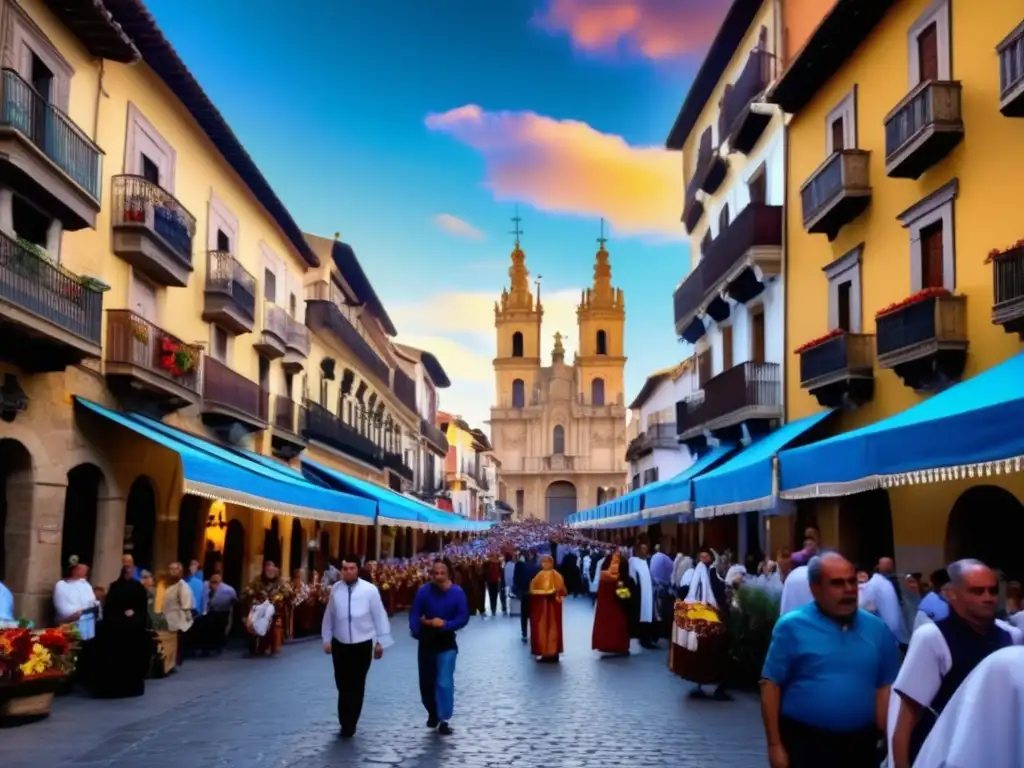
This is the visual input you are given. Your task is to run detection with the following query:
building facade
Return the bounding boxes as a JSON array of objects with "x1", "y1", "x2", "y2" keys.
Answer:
[
  {"x1": 774, "y1": 0, "x2": 1024, "y2": 574},
  {"x1": 625, "y1": 360, "x2": 698, "y2": 491},
  {"x1": 489, "y1": 238, "x2": 628, "y2": 523},
  {"x1": 439, "y1": 413, "x2": 493, "y2": 519},
  {"x1": 394, "y1": 343, "x2": 450, "y2": 504}
]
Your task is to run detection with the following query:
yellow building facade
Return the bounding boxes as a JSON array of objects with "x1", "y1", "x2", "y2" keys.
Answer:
[
  {"x1": 489, "y1": 238, "x2": 629, "y2": 522},
  {"x1": 778, "y1": 0, "x2": 1024, "y2": 574}
]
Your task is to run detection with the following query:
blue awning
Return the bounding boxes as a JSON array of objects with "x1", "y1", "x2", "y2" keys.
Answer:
[
  {"x1": 693, "y1": 410, "x2": 834, "y2": 518},
  {"x1": 779, "y1": 352, "x2": 1024, "y2": 499},
  {"x1": 74, "y1": 398, "x2": 376, "y2": 524},
  {"x1": 642, "y1": 443, "x2": 737, "y2": 522}
]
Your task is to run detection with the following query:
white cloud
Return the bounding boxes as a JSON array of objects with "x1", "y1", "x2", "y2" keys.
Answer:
[
  {"x1": 392, "y1": 288, "x2": 582, "y2": 433},
  {"x1": 433, "y1": 213, "x2": 486, "y2": 240}
]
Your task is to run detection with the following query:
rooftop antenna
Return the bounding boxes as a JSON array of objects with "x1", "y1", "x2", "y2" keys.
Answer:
[
  {"x1": 509, "y1": 204, "x2": 524, "y2": 248},
  {"x1": 597, "y1": 217, "x2": 608, "y2": 249}
]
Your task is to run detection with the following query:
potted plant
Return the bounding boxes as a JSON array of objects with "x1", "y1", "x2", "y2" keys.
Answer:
[
  {"x1": 158, "y1": 336, "x2": 196, "y2": 378},
  {"x1": 0, "y1": 625, "x2": 80, "y2": 725}
]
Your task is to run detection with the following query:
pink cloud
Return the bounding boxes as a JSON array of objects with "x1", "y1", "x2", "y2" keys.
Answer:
[
  {"x1": 536, "y1": 0, "x2": 728, "y2": 60},
  {"x1": 424, "y1": 105, "x2": 683, "y2": 238},
  {"x1": 433, "y1": 213, "x2": 486, "y2": 240}
]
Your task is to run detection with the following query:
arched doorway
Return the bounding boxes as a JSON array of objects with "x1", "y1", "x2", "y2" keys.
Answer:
[
  {"x1": 289, "y1": 518, "x2": 303, "y2": 576},
  {"x1": 596, "y1": 487, "x2": 607, "y2": 505},
  {"x1": 223, "y1": 519, "x2": 245, "y2": 590},
  {"x1": 263, "y1": 517, "x2": 282, "y2": 569},
  {"x1": 62, "y1": 463, "x2": 103, "y2": 572},
  {"x1": 0, "y1": 439, "x2": 33, "y2": 585},
  {"x1": 545, "y1": 481, "x2": 577, "y2": 525},
  {"x1": 177, "y1": 495, "x2": 205, "y2": 567},
  {"x1": 837, "y1": 489, "x2": 895, "y2": 570},
  {"x1": 946, "y1": 485, "x2": 1024, "y2": 580},
  {"x1": 124, "y1": 476, "x2": 157, "y2": 573}
]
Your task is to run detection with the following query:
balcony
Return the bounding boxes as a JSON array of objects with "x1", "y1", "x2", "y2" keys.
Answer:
[
  {"x1": 270, "y1": 395, "x2": 307, "y2": 460},
  {"x1": 682, "y1": 175, "x2": 705, "y2": 233},
  {"x1": 800, "y1": 150, "x2": 871, "y2": 240},
  {"x1": 720, "y1": 49, "x2": 775, "y2": 155},
  {"x1": 884, "y1": 81, "x2": 963, "y2": 179},
  {"x1": 673, "y1": 203, "x2": 783, "y2": 340},
  {"x1": 201, "y1": 357, "x2": 268, "y2": 438},
  {"x1": 202, "y1": 251, "x2": 256, "y2": 334},
  {"x1": 111, "y1": 175, "x2": 196, "y2": 287},
  {"x1": 104, "y1": 310, "x2": 202, "y2": 412},
  {"x1": 625, "y1": 422, "x2": 679, "y2": 461},
  {"x1": 305, "y1": 281, "x2": 390, "y2": 385},
  {"x1": 0, "y1": 233, "x2": 102, "y2": 371},
  {"x1": 676, "y1": 361, "x2": 782, "y2": 446},
  {"x1": 992, "y1": 245, "x2": 1024, "y2": 337},
  {"x1": 421, "y1": 418, "x2": 449, "y2": 456},
  {"x1": 998, "y1": 22, "x2": 1024, "y2": 116},
  {"x1": 797, "y1": 331, "x2": 875, "y2": 409},
  {"x1": 692, "y1": 128, "x2": 727, "y2": 196},
  {"x1": 303, "y1": 399, "x2": 383, "y2": 467},
  {"x1": 876, "y1": 292, "x2": 967, "y2": 391},
  {"x1": 393, "y1": 368, "x2": 417, "y2": 413},
  {"x1": 384, "y1": 450, "x2": 414, "y2": 483},
  {"x1": 254, "y1": 302, "x2": 288, "y2": 359},
  {"x1": 282, "y1": 317, "x2": 309, "y2": 373},
  {"x1": 0, "y1": 69, "x2": 101, "y2": 230}
]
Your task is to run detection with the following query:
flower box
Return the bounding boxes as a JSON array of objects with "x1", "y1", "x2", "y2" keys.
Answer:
[
  {"x1": 986, "y1": 239, "x2": 1024, "y2": 264},
  {"x1": 0, "y1": 674, "x2": 63, "y2": 724},
  {"x1": 794, "y1": 328, "x2": 844, "y2": 355},
  {"x1": 875, "y1": 287, "x2": 950, "y2": 319}
]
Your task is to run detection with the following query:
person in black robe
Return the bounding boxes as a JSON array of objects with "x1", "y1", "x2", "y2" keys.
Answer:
[
  {"x1": 95, "y1": 565, "x2": 151, "y2": 698},
  {"x1": 561, "y1": 552, "x2": 583, "y2": 597}
]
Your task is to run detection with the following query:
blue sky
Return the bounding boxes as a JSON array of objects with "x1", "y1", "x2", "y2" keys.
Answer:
[{"x1": 146, "y1": 0, "x2": 725, "y2": 429}]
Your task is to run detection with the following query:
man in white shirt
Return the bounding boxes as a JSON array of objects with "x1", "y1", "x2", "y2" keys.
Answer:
[
  {"x1": 322, "y1": 553, "x2": 393, "y2": 739},
  {"x1": 780, "y1": 564, "x2": 813, "y2": 616},
  {"x1": 53, "y1": 559, "x2": 100, "y2": 689},
  {"x1": 862, "y1": 558, "x2": 904, "y2": 642}
]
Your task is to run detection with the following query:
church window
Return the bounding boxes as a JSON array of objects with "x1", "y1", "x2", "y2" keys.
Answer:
[
  {"x1": 590, "y1": 377, "x2": 605, "y2": 406},
  {"x1": 596, "y1": 329, "x2": 608, "y2": 355},
  {"x1": 511, "y1": 331, "x2": 524, "y2": 357},
  {"x1": 511, "y1": 379, "x2": 525, "y2": 408},
  {"x1": 553, "y1": 425, "x2": 565, "y2": 454}
]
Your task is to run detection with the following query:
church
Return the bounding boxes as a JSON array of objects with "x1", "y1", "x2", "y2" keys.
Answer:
[{"x1": 489, "y1": 228, "x2": 629, "y2": 523}]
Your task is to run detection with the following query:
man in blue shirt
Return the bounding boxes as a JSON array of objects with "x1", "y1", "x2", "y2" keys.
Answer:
[
  {"x1": 409, "y1": 559, "x2": 469, "y2": 736},
  {"x1": 760, "y1": 553, "x2": 900, "y2": 768},
  {"x1": 916, "y1": 568, "x2": 951, "y2": 625}
]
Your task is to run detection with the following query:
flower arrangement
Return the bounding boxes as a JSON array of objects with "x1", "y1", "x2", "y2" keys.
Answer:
[
  {"x1": 131, "y1": 319, "x2": 150, "y2": 344},
  {"x1": 985, "y1": 238, "x2": 1024, "y2": 264},
  {"x1": 0, "y1": 626, "x2": 80, "y2": 684},
  {"x1": 158, "y1": 336, "x2": 197, "y2": 378},
  {"x1": 794, "y1": 328, "x2": 844, "y2": 355},
  {"x1": 673, "y1": 600, "x2": 725, "y2": 637},
  {"x1": 60, "y1": 281, "x2": 84, "y2": 303},
  {"x1": 875, "y1": 286, "x2": 950, "y2": 319},
  {"x1": 615, "y1": 583, "x2": 631, "y2": 601}
]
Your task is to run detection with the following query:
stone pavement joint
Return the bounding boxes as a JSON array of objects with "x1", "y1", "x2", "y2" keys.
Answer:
[{"x1": 0, "y1": 601, "x2": 766, "y2": 767}]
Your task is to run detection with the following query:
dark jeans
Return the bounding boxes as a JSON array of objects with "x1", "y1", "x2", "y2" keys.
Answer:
[
  {"x1": 417, "y1": 643, "x2": 438, "y2": 721},
  {"x1": 520, "y1": 595, "x2": 531, "y2": 638},
  {"x1": 486, "y1": 582, "x2": 500, "y2": 614},
  {"x1": 331, "y1": 639, "x2": 373, "y2": 734},
  {"x1": 780, "y1": 716, "x2": 882, "y2": 768}
]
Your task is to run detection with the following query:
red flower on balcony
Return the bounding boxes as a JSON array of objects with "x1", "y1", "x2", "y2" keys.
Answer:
[
  {"x1": 158, "y1": 336, "x2": 197, "y2": 378},
  {"x1": 985, "y1": 238, "x2": 1024, "y2": 264},
  {"x1": 875, "y1": 287, "x2": 950, "y2": 319},
  {"x1": 794, "y1": 328, "x2": 844, "y2": 355}
]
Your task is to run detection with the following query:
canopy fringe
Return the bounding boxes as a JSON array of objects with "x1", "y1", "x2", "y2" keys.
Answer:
[
  {"x1": 694, "y1": 493, "x2": 775, "y2": 520},
  {"x1": 185, "y1": 482, "x2": 373, "y2": 526}
]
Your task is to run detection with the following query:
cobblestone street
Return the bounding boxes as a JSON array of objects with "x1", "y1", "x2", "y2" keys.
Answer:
[{"x1": 0, "y1": 600, "x2": 766, "y2": 767}]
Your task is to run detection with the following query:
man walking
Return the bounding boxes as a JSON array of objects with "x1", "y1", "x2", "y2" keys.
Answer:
[
  {"x1": 513, "y1": 550, "x2": 541, "y2": 643},
  {"x1": 322, "y1": 554, "x2": 392, "y2": 739},
  {"x1": 410, "y1": 559, "x2": 469, "y2": 736}
]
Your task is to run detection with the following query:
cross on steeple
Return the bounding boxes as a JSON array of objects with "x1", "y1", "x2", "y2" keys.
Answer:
[
  {"x1": 509, "y1": 204, "x2": 524, "y2": 247},
  {"x1": 597, "y1": 217, "x2": 608, "y2": 249}
]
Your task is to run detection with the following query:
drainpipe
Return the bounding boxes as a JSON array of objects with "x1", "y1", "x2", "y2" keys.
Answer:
[
  {"x1": 374, "y1": 519, "x2": 382, "y2": 561},
  {"x1": 92, "y1": 59, "x2": 107, "y2": 142}
]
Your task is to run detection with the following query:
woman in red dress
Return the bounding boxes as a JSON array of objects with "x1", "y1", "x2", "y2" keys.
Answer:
[{"x1": 591, "y1": 551, "x2": 631, "y2": 655}]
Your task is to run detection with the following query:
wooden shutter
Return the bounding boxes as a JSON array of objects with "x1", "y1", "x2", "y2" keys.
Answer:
[
  {"x1": 831, "y1": 117, "x2": 845, "y2": 151},
  {"x1": 837, "y1": 280, "x2": 852, "y2": 331},
  {"x1": 722, "y1": 325, "x2": 734, "y2": 371},
  {"x1": 918, "y1": 22, "x2": 939, "y2": 82},
  {"x1": 748, "y1": 170, "x2": 767, "y2": 204},
  {"x1": 698, "y1": 349, "x2": 712, "y2": 386},
  {"x1": 920, "y1": 220, "x2": 945, "y2": 289},
  {"x1": 751, "y1": 309, "x2": 766, "y2": 362}
]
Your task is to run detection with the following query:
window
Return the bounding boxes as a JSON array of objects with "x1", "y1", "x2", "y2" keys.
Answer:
[
  {"x1": 631, "y1": 475, "x2": 640, "y2": 492},
  {"x1": 289, "y1": 293, "x2": 297, "y2": 318},
  {"x1": 596, "y1": 329, "x2": 607, "y2": 355},
  {"x1": 141, "y1": 154, "x2": 160, "y2": 184},
  {"x1": 216, "y1": 229, "x2": 230, "y2": 253},
  {"x1": 750, "y1": 307, "x2": 766, "y2": 362},
  {"x1": 552, "y1": 425, "x2": 565, "y2": 455},
  {"x1": 823, "y1": 245, "x2": 863, "y2": 332},
  {"x1": 126, "y1": 104, "x2": 176, "y2": 191},
  {"x1": 9, "y1": 4, "x2": 73, "y2": 111},
  {"x1": 515, "y1": 489, "x2": 524, "y2": 517},
  {"x1": 908, "y1": 0, "x2": 950, "y2": 85},
  {"x1": 748, "y1": 167, "x2": 767, "y2": 205},
  {"x1": 718, "y1": 205, "x2": 730, "y2": 234},
  {"x1": 825, "y1": 88, "x2": 858, "y2": 153},
  {"x1": 284, "y1": 372, "x2": 294, "y2": 400},
  {"x1": 258, "y1": 356, "x2": 270, "y2": 390},
  {"x1": 212, "y1": 325, "x2": 229, "y2": 363},
  {"x1": 511, "y1": 331, "x2": 523, "y2": 358},
  {"x1": 898, "y1": 179, "x2": 957, "y2": 293},
  {"x1": 511, "y1": 379, "x2": 525, "y2": 408},
  {"x1": 697, "y1": 349, "x2": 712, "y2": 385},
  {"x1": 264, "y1": 269, "x2": 276, "y2": 302},
  {"x1": 721, "y1": 324, "x2": 734, "y2": 371},
  {"x1": 590, "y1": 378, "x2": 605, "y2": 406}
]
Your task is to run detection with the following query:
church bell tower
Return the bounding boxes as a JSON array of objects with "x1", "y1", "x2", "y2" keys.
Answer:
[
  {"x1": 493, "y1": 212, "x2": 542, "y2": 409},
  {"x1": 576, "y1": 220, "x2": 626, "y2": 407}
]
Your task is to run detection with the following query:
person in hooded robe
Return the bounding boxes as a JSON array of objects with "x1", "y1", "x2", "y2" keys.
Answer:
[
  {"x1": 95, "y1": 564, "x2": 151, "y2": 698},
  {"x1": 629, "y1": 544, "x2": 658, "y2": 649},
  {"x1": 592, "y1": 551, "x2": 631, "y2": 655},
  {"x1": 560, "y1": 550, "x2": 583, "y2": 597},
  {"x1": 670, "y1": 554, "x2": 732, "y2": 700},
  {"x1": 529, "y1": 555, "x2": 567, "y2": 661}
]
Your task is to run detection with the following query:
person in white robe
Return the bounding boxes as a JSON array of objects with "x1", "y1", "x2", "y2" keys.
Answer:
[
  {"x1": 53, "y1": 560, "x2": 99, "y2": 640},
  {"x1": 589, "y1": 555, "x2": 605, "y2": 604},
  {"x1": 580, "y1": 552, "x2": 592, "y2": 594},
  {"x1": 912, "y1": 645, "x2": 1024, "y2": 768},
  {"x1": 779, "y1": 564, "x2": 813, "y2": 616},
  {"x1": 861, "y1": 570, "x2": 904, "y2": 641},
  {"x1": 628, "y1": 545, "x2": 657, "y2": 649}
]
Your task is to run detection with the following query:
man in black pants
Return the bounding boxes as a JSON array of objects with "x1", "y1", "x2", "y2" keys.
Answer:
[
  {"x1": 322, "y1": 554, "x2": 393, "y2": 738},
  {"x1": 513, "y1": 551, "x2": 541, "y2": 642}
]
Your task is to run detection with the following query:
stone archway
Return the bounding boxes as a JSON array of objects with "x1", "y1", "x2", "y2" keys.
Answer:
[
  {"x1": 223, "y1": 519, "x2": 245, "y2": 590},
  {"x1": 545, "y1": 481, "x2": 577, "y2": 525},
  {"x1": 61, "y1": 463, "x2": 105, "y2": 573},
  {"x1": 838, "y1": 489, "x2": 895, "y2": 571},
  {"x1": 177, "y1": 495, "x2": 206, "y2": 567},
  {"x1": 946, "y1": 485, "x2": 1024, "y2": 580},
  {"x1": 124, "y1": 476, "x2": 157, "y2": 573},
  {"x1": 289, "y1": 518, "x2": 304, "y2": 576},
  {"x1": 264, "y1": 517, "x2": 282, "y2": 569},
  {"x1": 0, "y1": 439, "x2": 33, "y2": 587}
]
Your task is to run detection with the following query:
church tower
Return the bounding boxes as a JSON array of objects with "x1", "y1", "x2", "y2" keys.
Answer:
[
  {"x1": 493, "y1": 214, "x2": 542, "y2": 409},
  {"x1": 576, "y1": 221, "x2": 626, "y2": 408}
]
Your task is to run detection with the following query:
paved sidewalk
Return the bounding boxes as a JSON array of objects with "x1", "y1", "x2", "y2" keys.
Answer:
[{"x1": 0, "y1": 599, "x2": 766, "y2": 767}]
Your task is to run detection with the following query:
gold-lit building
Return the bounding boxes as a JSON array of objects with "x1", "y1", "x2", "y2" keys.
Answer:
[
  {"x1": 774, "y1": 0, "x2": 1024, "y2": 573},
  {"x1": 0, "y1": 0, "x2": 451, "y2": 622},
  {"x1": 489, "y1": 235, "x2": 628, "y2": 522}
]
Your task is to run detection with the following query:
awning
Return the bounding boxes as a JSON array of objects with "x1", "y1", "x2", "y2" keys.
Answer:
[
  {"x1": 779, "y1": 352, "x2": 1024, "y2": 499},
  {"x1": 74, "y1": 398, "x2": 376, "y2": 525},
  {"x1": 694, "y1": 409, "x2": 834, "y2": 519},
  {"x1": 570, "y1": 488, "x2": 644, "y2": 530},
  {"x1": 642, "y1": 443, "x2": 737, "y2": 522}
]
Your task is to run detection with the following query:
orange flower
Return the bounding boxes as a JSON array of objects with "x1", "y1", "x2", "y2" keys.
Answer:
[
  {"x1": 794, "y1": 328, "x2": 844, "y2": 355},
  {"x1": 875, "y1": 287, "x2": 950, "y2": 319}
]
